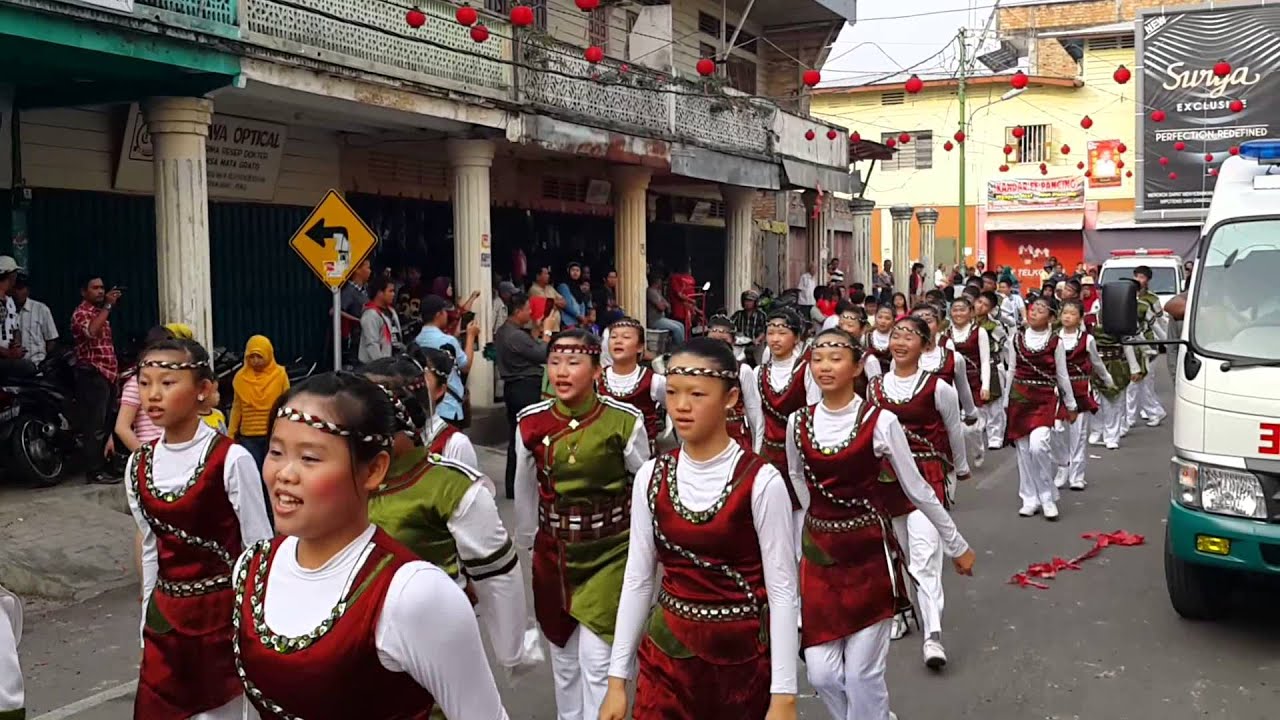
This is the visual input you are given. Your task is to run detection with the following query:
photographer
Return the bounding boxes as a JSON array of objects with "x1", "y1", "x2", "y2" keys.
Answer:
[{"x1": 71, "y1": 274, "x2": 123, "y2": 484}]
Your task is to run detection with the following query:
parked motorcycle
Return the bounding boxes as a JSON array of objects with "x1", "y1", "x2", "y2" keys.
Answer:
[{"x1": 0, "y1": 353, "x2": 82, "y2": 487}]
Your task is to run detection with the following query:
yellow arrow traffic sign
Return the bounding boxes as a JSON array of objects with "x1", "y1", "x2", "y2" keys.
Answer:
[{"x1": 289, "y1": 190, "x2": 379, "y2": 290}]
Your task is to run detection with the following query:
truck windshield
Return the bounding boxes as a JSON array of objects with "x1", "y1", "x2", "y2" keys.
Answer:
[
  {"x1": 1099, "y1": 265, "x2": 1180, "y2": 294},
  {"x1": 1190, "y1": 219, "x2": 1280, "y2": 361}
]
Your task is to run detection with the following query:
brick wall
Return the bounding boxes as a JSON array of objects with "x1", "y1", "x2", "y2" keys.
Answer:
[{"x1": 752, "y1": 190, "x2": 780, "y2": 222}]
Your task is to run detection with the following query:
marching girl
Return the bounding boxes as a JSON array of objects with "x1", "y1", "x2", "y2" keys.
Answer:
[
  {"x1": 601, "y1": 338, "x2": 799, "y2": 720},
  {"x1": 706, "y1": 315, "x2": 765, "y2": 451},
  {"x1": 943, "y1": 297, "x2": 992, "y2": 469},
  {"x1": 868, "y1": 317, "x2": 971, "y2": 667},
  {"x1": 788, "y1": 328, "x2": 975, "y2": 719},
  {"x1": 973, "y1": 291, "x2": 1011, "y2": 451},
  {"x1": 1, "y1": 584, "x2": 22, "y2": 720},
  {"x1": 125, "y1": 338, "x2": 273, "y2": 720},
  {"x1": 359, "y1": 357, "x2": 541, "y2": 686},
  {"x1": 757, "y1": 307, "x2": 822, "y2": 508},
  {"x1": 909, "y1": 305, "x2": 980, "y2": 422},
  {"x1": 415, "y1": 347, "x2": 495, "y2": 495},
  {"x1": 233, "y1": 373, "x2": 508, "y2": 718},
  {"x1": 865, "y1": 306, "x2": 895, "y2": 375},
  {"x1": 1087, "y1": 297, "x2": 1140, "y2": 450},
  {"x1": 1004, "y1": 296, "x2": 1078, "y2": 520},
  {"x1": 1053, "y1": 300, "x2": 1116, "y2": 491},
  {"x1": 513, "y1": 329, "x2": 650, "y2": 720},
  {"x1": 598, "y1": 317, "x2": 666, "y2": 456}
]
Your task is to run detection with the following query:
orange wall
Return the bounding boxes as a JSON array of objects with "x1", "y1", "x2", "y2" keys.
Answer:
[{"x1": 871, "y1": 205, "x2": 978, "y2": 266}]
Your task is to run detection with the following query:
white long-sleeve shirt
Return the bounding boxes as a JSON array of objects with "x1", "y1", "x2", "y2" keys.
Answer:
[
  {"x1": 863, "y1": 353, "x2": 884, "y2": 381},
  {"x1": 513, "y1": 402, "x2": 650, "y2": 549},
  {"x1": 877, "y1": 369, "x2": 970, "y2": 477},
  {"x1": 784, "y1": 398, "x2": 969, "y2": 558},
  {"x1": 1058, "y1": 329, "x2": 1116, "y2": 389},
  {"x1": 1003, "y1": 327, "x2": 1078, "y2": 412},
  {"x1": 736, "y1": 364, "x2": 766, "y2": 451},
  {"x1": 126, "y1": 422, "x2": 274, "y2": 643},
  {"x1": 0, "y1": 585, "x2": 21, "y2": 716},
  {"x1": 233, "y1": 526, "x2": 508, "y2": 720},
  {"x1": 948, "y1": 322, "x2": 992, "y2": 395},
  {"x1": 609, "y1": 444, "x2": 800, "y2": 694},
  {"x1": 798, "y1": 273, "x2": 817, "y2": 306},
  {"x1": 912, "y1": 343, "x2": 978, "y2": 419},
  {"x1": 422, "y1": 416, "x2": 495, "y2": 496},
  {"x1": 603, "y1": 365, "x2": 667, "y2": 408}
]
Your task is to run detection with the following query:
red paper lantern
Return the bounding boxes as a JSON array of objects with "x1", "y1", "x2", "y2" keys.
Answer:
[
  {"x1": 585, "y1": 46, "x2": 604, "y2": 63},
  {"x1": 1117, "y1": 142, "x2": 1127, "y2": 153},
  {"x1": 850, "y1": 131, "x2": 861, "y2": 143},
  {"x1": 455, "y1": 3, "x2": 477, "y2": 25},
  {"x1": 1117, "y1": 159, "x2": 1125, "y2": 169},
  {"x1": 1085, "y1": 170, "x2": 1092, "y2": 178},
  {"x1": 405, "y1": 6, "x2": 426, "y2": 28},
  {"x1": 1205, "y1": 153, "x2": 1214, "y2": 162},
  {"x1": 905, "y1": 74, "x2": 924, "y2": 94},
  {"x1": 1041, "y1": 166, "x2": 1049, "y2": 176},
  {"x1": 575, "y1": 0, "x2": 599, "y2": 10},
  {"x1": 510, "y1": 5, "x2": 534, "y2": 26},
  {"x1": 1209, "y1": 168, "x2": 1218, "y2": 177},
  {"x1": 1076, "y1": 161, "x2": 1085, "y2": 170},
  {"x1": 1158, "y1": 156, "x2": 1169, "y2": 166},
  {"x1": 1174, "y1": 141, "x2": 1186, "y2": 151},
  {"x1": 1113, "y1": 65, "x2": 1131, "y2": 84},
  {"x1": 696, "y1": 58, "x2": 715, "y2": 77},
  {"x1": 802, "y1": 69, "x2": 822, "y2": 87},
  {"x1": 1061, "y1": 144, "x2": 1071, "y2": 155},
  {"x1": 1230, "y1": 99, "x2": 1245, "y2": 113},
  {"x1": 943, "y1": 141, "x2": 954, "y2": 152},
  {"x1": 805, "y1": 129, "x2": 816, "y2": 141},
  {"x1": 1169, "y1": 172, "x2": 1178, "y2": 180},
  {"x1": 1011, "y1": 126, "x2": 1026, "y2": 139},
  {"x1": 1003, "y1": 144, "x2": 1013, "y2": 155},
  {"x1": 1230, "y1": 145, "x2": 1241, "y2": 156},
  {"x1": 999, "y1": 164, "x2": 1010, "y2": 172},
  {"x1": 1039, "y1": 162, "x2": 1047, "y2": 171},
  {"x1": 886, "y1": 138, "x2": 896, "y2": 148},
  {"x1": 898, "y1": 132, "x2": 911, "y2": 144},
  {"x1": 1011, "y1": 70, "x2": 1029, "y2": 90},
  {"x1": 619, "y1": 64, "x2": 630, "y2": 74},
  {"x1": 827, "y1": 129, "x2": 838, "y2": 140},
  {"x1": 470, "y1": 23, "x2": 489, "y2": 42},
  {"x1": 1126, "y1": 170, "x2": 1133, "y2": 178},
  {"x1": 1151, "y1": 109, "x2": 1166, "y2": 123},
  {"x1": 954, "y1": 130, "x2": 965, "y2": 143},
  {"x1": 1213, "y1": 59, "x2": 1232, "y2": 78},
  {"x1": 1080, "y1": 115, "x2": 1093, "y2": 129}
]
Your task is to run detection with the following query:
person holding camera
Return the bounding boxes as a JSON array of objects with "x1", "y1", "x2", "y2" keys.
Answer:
[{"x1": 71, "y1": 274, "x2": 123, "y2": 483}]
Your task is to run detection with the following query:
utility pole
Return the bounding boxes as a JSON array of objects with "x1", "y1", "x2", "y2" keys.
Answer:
[{"x1": 956, "y1": 27, "x2": 967, "y2": 270}]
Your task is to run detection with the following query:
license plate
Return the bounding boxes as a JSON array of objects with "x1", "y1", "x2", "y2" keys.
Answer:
[{"x1": 0, "y1": 406, "x2": 18, "y2": 422}]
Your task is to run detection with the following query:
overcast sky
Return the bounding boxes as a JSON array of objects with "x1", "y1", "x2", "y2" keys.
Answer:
[{"x1": 822, "y1": 0, "x2": 1005, "y2": 87}]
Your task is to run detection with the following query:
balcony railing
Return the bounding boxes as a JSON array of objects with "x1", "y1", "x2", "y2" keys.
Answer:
[
  {"x1": 135, "y1": 0, "x2": 237, "y2": 27},
  {"x1": 242, "y1": 0, "x2": 514, "y2": 100}
]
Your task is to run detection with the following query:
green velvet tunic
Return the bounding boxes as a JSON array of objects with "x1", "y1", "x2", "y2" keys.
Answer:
[{"x1": 368, "y1": 448, "x2": 478, "y2": 580}]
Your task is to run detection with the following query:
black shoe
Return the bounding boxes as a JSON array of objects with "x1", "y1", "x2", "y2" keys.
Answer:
[{"x1": 89, "y1": 471, "x2": 122, "y2": 485}]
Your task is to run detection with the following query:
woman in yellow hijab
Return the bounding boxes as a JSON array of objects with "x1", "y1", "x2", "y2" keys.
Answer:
[{"x1": 230, "y1": 335, "x2": 289, "y2": 469}]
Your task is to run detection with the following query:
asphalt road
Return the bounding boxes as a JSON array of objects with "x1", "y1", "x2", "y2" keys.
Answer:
[{"x1": 16, "y1": 383, "x2": 1280, "y2": 720}]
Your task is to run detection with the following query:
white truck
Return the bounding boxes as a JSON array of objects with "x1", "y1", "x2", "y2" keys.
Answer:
[
  {"x1": 1099, "y1": 248, "x2": 1185, "y2": 375},
  {"x1": 1101, "y1": 139, "x2": 1280, "y2": 619}
]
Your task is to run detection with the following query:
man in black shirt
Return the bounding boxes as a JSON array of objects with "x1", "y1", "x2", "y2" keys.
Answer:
[{"x1": 730, "y1": 291, "x2": 767, "y2": 346}]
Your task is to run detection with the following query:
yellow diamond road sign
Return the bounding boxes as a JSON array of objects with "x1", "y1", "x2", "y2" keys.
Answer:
[{"x1": 289, "y1": 190, "x2": 379, "y2": 290}]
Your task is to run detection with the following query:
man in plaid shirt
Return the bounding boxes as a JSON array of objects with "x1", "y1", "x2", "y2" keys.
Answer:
[
  {"x1": 71, "y1": 275, "x2": 122, "y2": 484},
  {"x1": 731, "y1": 290, "x2": 767, "y2": 345}
]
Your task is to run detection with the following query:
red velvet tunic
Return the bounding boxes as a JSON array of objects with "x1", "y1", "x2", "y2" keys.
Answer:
[
  {"x1": 946, "y1": 326, "x2": 985, "y2": 407},
  {"x1": 866, "y1": 373, "x2": 952, "y2": 514},
  {"x1": 1006, "y1": 331, "x2": 1066, "y2": 444},
  {"x1": 928, "y1": 346, "x2": 960, "y2": 389},
  {"x1": 634, "y1": 449, "x2": 771, "y2": 720},
  {"x1": 1064, "y1": 332, "x2": 1100, "y2": 414},
  {"x1": 598, "y1": 368, "x2": 662, "y2": 455},
  {"x1": 725, "y1": 379, "x2": 752, "y2": 452},
  {"x1": 425, "y1": 422, "x2": 459, "y2": 457},
  {"x1": 865, "y1": 336, "x2": 892, "y2": 371},
  {"x1": 758, "y1": 358, "x2": 810, "y2": 508},
  {"x1": 133, "y1": 437, "x2": 244, "y2": 720},
  {"x1": 233, "y1": 530, "x2": 436, "y2": 719},
  {"x1": 793, "y1": 403, "x2": 911, "y2": 648}
]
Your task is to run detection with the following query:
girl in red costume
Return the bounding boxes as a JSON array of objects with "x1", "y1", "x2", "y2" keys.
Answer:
[
  {"x1": 1052, "y1": 299, "x2": 1115, "y2": 491},
  {"x1": 867, "y1": 317, "x2": 971, "y2": 669},
  {"x1": 126, "y1": 338, "x2": 273, "y2": 720},
  {"x1": 788, "y1": 328, "x2": 975, "y2": 720},
  {"x1": 757, "y1": 307, "x2": 820, "y2": 506},
  {"x1": 1004, "y1": 296, "x2": 1078, "y2": 520},
  {"x1": 233, "y1": 372, "x2": 508, "y2": 719},
  {"x1": 602, "y1": 338, "x2": 799, "y2": 720},
  {"x1": 706, "y1": 315, "x2": 765, "y2": 451},
  {"x1": 865, "y1": 306, "x2": 894, "y2": 373},
  {"x1": 598, "y1": 317, "x2": 666, "y2": 455},
  {"x1": 943, "y1": 296, "x2": 992, "y2": 469}
]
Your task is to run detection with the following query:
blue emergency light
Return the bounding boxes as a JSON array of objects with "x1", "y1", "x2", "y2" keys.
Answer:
[{"x1": 1237, "y1": 140, "x2": 1280, "y2": 164}]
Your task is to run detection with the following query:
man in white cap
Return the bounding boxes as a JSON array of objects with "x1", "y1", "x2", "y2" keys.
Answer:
[
  {"x1": 0, "y1": 256, "x2": 36, "y2": 378},
  {"x1": 0, "y1": 583, "x2": 22, "y2": 720}
]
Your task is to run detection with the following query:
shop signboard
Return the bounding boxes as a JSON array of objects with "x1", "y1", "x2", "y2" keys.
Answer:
[
  {"x1": 1137, "y1": 5, "x2": 1280, "y2": 220},
  {"x1": 986, "y1": 176, "x2": 1085, "y2": 212},
  {"x1": 1087, "y1": 140, "x2": 1123, "y2": 188},
  {"x1": 988, "y1": 232, "x2": 1085, "y2": 289},
  {"x1": 115, "y1": 104, "x2": 287, "y2": 202}
]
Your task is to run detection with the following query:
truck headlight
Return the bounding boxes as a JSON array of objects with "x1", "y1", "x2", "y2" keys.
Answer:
[{"x1": 1172, "y1": 458, "x2": 1267, "y2": 519}]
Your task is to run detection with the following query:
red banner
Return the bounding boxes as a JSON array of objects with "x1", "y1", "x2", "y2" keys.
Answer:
[
  {"x1": 1087, "y1": 140, "x2": 1123, "y2": 188},
  {"x1": 986, "y1": 176, "x2": 1085, "y2": 212}
]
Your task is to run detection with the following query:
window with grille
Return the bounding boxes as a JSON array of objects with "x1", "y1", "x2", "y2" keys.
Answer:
[
  {"x1": 696, "y1": 11, "x2": 758, "y2": 54},
  {"x1": 1006, "y1": 124, "x2": 1050, "y2": 164},
  {"x1": 589, "y1": 8, "x2": 609, "y2": 48},
  {"x1": 879, "y1": 131, "x2": 933, "y2": 171},
  {"x1": 881, "y1": 91, "x2": 905, "y2": 106},
  {"x1": 726, "y1": 56, "x2": 757, "y2": 93},
  {"x1": 484, "y1": 0, "x2": 507, "y2": 12},
  {"x1": 1086, "y1": 35, "x2": 1134, "y2": 51}
]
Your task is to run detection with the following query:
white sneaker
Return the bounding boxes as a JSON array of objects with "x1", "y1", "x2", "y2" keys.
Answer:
[
  {"x1": 1069, "y1": 479, "x2": 1087, "y2": 491},
  {"x1": 1054, "y1": 468, "x2": 1068, "y2": 489},
  {"x1": 1146, "y1": 414, "x2": 1166, "y2": 427},
  {"x1": 1106, "y1": 441, "x2": 1120, "y2": 450},
  {"x1": 1089, "y1": 433, "x2": 1103, "y2": 446},
  {"x1": 1042, "y1": 501, "x2": 1060, "y2": 520},
  {"x1": 988, "y1": 442, "x2": 1002, "y2": 451},
  {"x1": 923, "y1": 638, "x2": 947, "y2": 669},
  {"x1": 890, "y1": 713, "x2": 898, "y2": 720},
  {"x1": 973, "y1": 451, "x2": 985, "y2": 469},
  {"x1": 890, "y1": 615, "x2": 909, "y2": 641},
  {"x1": 1018, "y1": 504, "x2": 1040, "y2": 517}
]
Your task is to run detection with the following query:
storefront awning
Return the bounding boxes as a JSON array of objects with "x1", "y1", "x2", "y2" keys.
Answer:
[
  {"x1": 781, "y1": 158, "x2": 853, "y2": 194},
  {"x1": 985, "y1": 211, "x2": 1083, "y2": 231}
]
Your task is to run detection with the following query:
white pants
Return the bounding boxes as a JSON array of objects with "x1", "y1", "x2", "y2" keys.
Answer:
[
  {"x1": 1057, "y1": 413, "x2": 1088, "y2": 487},
  {"x1": 1095, "y1": 394, "x2": 1126, "y2": 445},
  {"x1": 805, "y1": 619, "x2": 893, "y2": 720},
  {"x1": 1126, "y1": 367, "x2": 1165, "y2": 425},
  {"x1": 1015, "y1": 426, "x2": 1058, "y2": 509},
  {"x1": 891, "y1": 512, "x2": 944, "y2": 637},
  {"x1": 981, "y1": 401, "x2": 1006, "y2": 449},
  {"x1": 964, "y1": 415, "x2": 986, "y2": 466},
  {"x1": 547, "y1": 626, "x2": 612, "y2": 720},
  {"x1": 0, "y1": 590, "x2": 22, "y2": 718}
]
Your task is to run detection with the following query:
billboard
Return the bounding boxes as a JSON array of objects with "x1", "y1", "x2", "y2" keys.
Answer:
[
  {"x1": 1138, "y1": 4, "x2": 1280, "y2": 220},
  {"x1": 986, "y1": 176, "x2": 1085, "y2": 212},
  {"x1": 1087, "y1": 140, "x2": 1123, "y2": 188}
]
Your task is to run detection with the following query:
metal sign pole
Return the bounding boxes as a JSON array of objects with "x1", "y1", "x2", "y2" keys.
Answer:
[{"x1": 332, "y1": 287, "x2": 342, "y2": 372}]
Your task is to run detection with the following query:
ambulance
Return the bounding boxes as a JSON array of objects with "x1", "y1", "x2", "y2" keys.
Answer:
[{"x1": 1102, "y1": 139, "x2": 1280, "y2": 620}]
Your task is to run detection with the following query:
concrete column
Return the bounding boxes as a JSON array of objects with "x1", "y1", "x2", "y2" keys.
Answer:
[
  {"x1": 144, "y1": 97, "x2": 214, "y2": 351},
  {"x1": 803, "y1": 190, "x2": 828, "y2": 273},
  {"x1": 916, "y1": 207, "x2": 939, "y2": 285},
  {"x1": 849, "y1": 197, "x2": 875, "y2": 289},
  {"x1": 721, "y1": 185, "x2": 755, "y2": 313},
  {"x1": 889, "y1": 204, "x2": 914, "y2": 295},
  {"x1": 611, "y1": 165, "x2": 652, "y2": 321},
  {"x1": 447, "y1": 138, "x2": 496, "y2": 406}
]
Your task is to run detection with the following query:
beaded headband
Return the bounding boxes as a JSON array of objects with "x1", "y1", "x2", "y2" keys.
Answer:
[
  {"x1": 549, "y1": 342, "x2": 601, "y2": 356},
  {"x1": 708, "y1": 314, "x2": 734, "y2": 329},
  {"x1": 813, "y1": 339, "x2": 858, "y2": 350},
  {"x1": 666, "y1": 365, "x2": 739, "y2": 382},
  {"x1": 766, "y1": 318, "x2": 799, "y2": 332},
  {"x1": 892, "y1": 322, "x2": 928, "y2": 340},
  {"x1": 608, "y1": 318, "x2": 643, "y2": 332},
  {"x1": 140, "y1": 360, "x2": 206, "y2": 371},
  {"x1": 373, "y1": 383, "x2": 418, "y2": 436},
  {"x1": 275, "y1": 406, "x2": 393, "y2": 448}
]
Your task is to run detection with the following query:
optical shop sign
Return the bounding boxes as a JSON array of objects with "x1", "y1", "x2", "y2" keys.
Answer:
[{"x1": 115, "y1": 104, "x2": 286, "y2": 202}]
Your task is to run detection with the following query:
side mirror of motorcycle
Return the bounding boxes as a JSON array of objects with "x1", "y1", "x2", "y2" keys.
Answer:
[{"x1": 702, "y1": 281, "x2": 711, "y2": 291}]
